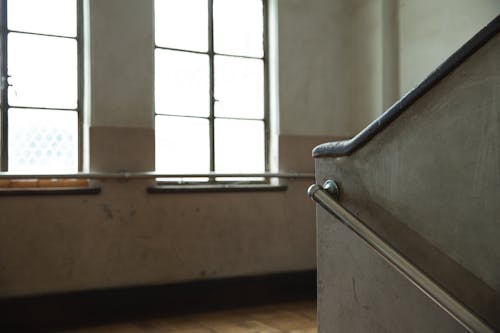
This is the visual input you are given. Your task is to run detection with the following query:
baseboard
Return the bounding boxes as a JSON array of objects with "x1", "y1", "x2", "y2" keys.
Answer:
[{"x1": 0, "y1": 270, "x2": 316, "y2": 332}]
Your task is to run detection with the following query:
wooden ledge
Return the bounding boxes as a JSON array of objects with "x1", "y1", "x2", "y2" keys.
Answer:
[{"x1": 0, "y1": 178, "x2": 100, "y2": 196}]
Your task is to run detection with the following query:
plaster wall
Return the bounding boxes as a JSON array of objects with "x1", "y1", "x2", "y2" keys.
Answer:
[
  {"x1": 0, "y1": 180, "x2": 318, "y2": 297},
  {"x1": 277, "y1": 0, "x2": 349, "y2": 137},
  {"x1": 277, "y1": 0, "x2": 500, "y2": 138},
  {"x1": 88, "y1": 0, "x2": 154, "y2": 129},
  {"x1": 345, "y1": 0, "x2": 394, "y2": 133},
  {"x1": 0, "y1": 0, "x2": 339, "y2": 297},
  {"x1": 398, "y1": 0, "x2": 500, "y2": 95},
  {"x1": 277, "y1": 0, "x2": 399, "y2": 138}
]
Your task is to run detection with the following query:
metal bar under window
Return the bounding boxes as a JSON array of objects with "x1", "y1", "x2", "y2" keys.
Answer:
[{"x1": 0, "y1": 172, "x2": 314, "y2": 180}]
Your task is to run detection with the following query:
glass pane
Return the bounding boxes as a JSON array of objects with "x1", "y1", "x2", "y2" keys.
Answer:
[
  {"x1": 215, "y1": 56, "x2": 264, "y2": 119},
  {"x1": 214, "y1": 0, "x2": 263, "y2": 57},
  {"x1": 156, "y1": 115, "x2": 210, "y2": 177},
  {"x1": 8, "y1": 33, "x2": 77, "y2": 109},
  {"x1": 8, "y1": 109, "x2": 78, "y2": 174},
  {"x1": 156, "y1": 49, "x2": 209, "y2": 117},
  {"x1": 215, "y1": 119, "x2": 264, "y2": 174},
  {"x1": 8, "y1": 0, "x2": 77, "y2": 37},
  {"x1": 155, "y1": 0, "x2": 208, "y2": 52}
]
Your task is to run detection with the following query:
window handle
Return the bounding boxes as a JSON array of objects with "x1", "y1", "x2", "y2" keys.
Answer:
[{"x1": 1, "y1": 75, "x2": 12, "y2": 89}]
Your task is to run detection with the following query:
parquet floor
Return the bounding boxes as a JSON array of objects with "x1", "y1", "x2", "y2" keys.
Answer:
[{"x1": 57, "y1": 300, "x2": 317, "y2": 333}]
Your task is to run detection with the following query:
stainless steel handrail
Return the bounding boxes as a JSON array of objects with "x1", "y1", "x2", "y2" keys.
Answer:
[
  {"x1": 308, "y1": 181, "x2": 495, "y2": 333},
  {"x1": 0, "y1": 172, "x2": 314, "y2": 180}
]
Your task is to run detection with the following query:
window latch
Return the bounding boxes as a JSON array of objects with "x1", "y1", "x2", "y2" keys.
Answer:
[{"x1": 0, "y1": 75, "x2": 12, "y2": 89}]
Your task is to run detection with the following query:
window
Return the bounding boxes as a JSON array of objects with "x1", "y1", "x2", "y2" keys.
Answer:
[
  {"x1": 154, "y1": 0, "x2": 268, "y2": 182},
  {"x1": 0, "y1": 0, "x2": 81, "y2": 174}
]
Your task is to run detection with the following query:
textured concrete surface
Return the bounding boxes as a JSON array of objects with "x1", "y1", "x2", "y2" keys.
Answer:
[
  {"x1": 317, "y1": 208, "x2": 467, "y2": 333},
  {"x1": 315, "y1": 28, "x2": 500, "y2": 332},
  {"x1": 0, "y1": 132, "x2": 325, "y2": 297},
  {"x1": 89, "y1": 126, "x2": 155, "y2": 172},
  {"x1": 88, "y1": 0, "x2": 154, "y2": 129},
  {"x1": 399, "y1": 0, "x2": 500, "y2": 95},
  {"x1": 0, "y1": 0, "x2": 344, "y2": 297}
]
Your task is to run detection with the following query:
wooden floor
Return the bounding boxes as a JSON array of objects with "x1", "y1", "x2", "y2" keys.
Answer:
[{"x1": 56, "y1": 300, "x2": 317, "y2": 333}]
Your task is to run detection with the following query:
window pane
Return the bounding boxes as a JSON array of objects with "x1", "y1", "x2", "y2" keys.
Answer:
[
  {"x1": 8, "y1": 109, "x2": 78, "y2": 174},
  {"x1": 156, "y1": 49, "x2": 209, "y2": 117},
  {"x1": 215, "y1": 119, "x2": 264, "y2": 173},
  {"x1": 8, "y1": 0, "x2": 76, "y2": 37},
  {"x1": 155, "y1": 0, "x2": 208, "y2": 52},
  {"x1": 214, "y1": 0, "x2": 263, "y2": 57},
  {"x1": 156, "y1": 115, "x2": 210, "y2": 175},
  {"x1": 215, "y1": 56, "x2": 264, "y2": 119},
  {"x1": 8, "y1": 33, "x2": 77, "y2": 109}
]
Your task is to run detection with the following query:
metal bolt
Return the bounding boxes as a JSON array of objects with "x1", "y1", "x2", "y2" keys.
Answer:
[{"x1": 322, "y1": 179, "x2": 340, "y2": 200}]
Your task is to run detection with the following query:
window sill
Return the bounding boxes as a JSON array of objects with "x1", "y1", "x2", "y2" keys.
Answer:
[
  {"x1": 147, "y1": 183, "x2": 288, "y2": 194},
  {"x1": 0, "y1": 186, "x2": 101, "y2": 196},
  {"x1": 0, "y1": 179, "x2": 101, "y2": 196}
]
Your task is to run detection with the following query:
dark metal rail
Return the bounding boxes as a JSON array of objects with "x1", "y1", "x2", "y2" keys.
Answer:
[
  {"x1": 308, "y1": 180, "x2": 495, "y2": 333},
  {"x1": 0, "y1": 172, "x2": 314, "y2": 180}
]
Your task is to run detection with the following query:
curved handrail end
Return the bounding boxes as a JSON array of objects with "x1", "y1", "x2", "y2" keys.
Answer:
[
  {"x1": 312, "y1": 139, "x2": 353, "y2": 157},
  {"x1": 307, "y1": 184, "x2": 321, "y2": 199}
]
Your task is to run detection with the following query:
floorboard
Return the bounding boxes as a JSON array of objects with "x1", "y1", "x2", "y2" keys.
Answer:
[{"x1": 56, "y1": 301, "x2": 317, "y2": 333}]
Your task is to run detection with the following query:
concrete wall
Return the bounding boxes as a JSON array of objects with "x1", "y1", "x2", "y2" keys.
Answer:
[
  {"x1": 325, "y1": 0, "x2": 500, "y2": 135},
  {"x1": 0, "y1": 0, "x2": 341, "y2": 297},
  {"x1": 277, "y1": 0, "x2": 349, "y2": 137},
  {"x1": 311, "y1": 2, "x2": 500, "y2": 331},
  {"x1": 398, "y1": 0, "x2": 500, "y2": 95},
  {"x1": 277, "y1": 0, "x2": 398, "y2": 137},
  {"x1": 271, "y1": 0, "x2": 499, "y2": 140},
  {"x1": 316, "y1": 31, "x2": 500, "y2": 332}
]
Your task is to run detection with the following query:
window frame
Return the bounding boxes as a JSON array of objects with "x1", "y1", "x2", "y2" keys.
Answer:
[
  {"x1": 154, "y1": 0, "x2": 270, "y2": 184},
  {"x1": 0, "y1": 0, "x2": 83, "y2": 173}
]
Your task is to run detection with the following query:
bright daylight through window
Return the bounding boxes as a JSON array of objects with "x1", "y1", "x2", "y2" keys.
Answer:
[
  {"x1": 154, "y1": 0, "x2": 267, "y2": 182},
  {"x1": 0, "y1": 0, "x2": 79, "y2": 174}
]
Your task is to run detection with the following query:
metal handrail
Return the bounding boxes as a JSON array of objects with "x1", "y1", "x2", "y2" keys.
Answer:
[
  {"x1": 0, "y1": 172, "x2": 314, "y2": 180},
  {"x1": 308, "y1": 181, "x2": 495, "y2": 333}
]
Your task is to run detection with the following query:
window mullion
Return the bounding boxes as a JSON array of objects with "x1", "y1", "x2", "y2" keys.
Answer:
[
  {"x1": 77, "y1": 0, "x2": 83, "y2": 171},
  {"x1": 0, "y1": 0, "x2": 9, "y2": 171},
  {"x1": 208, "y1": 0, "x2": 215, "y2": 178},
  {"x1": 263, "y1": 0, "x2": 270, "y2": 174}
]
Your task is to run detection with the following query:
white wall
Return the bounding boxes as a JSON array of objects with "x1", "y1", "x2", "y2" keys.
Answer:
[
  {"x1": 398, "y1": 0, "x2": 500, "y2": 95},
  {"x1": 277, "y1": 0, "x2": 350, "y2": 137},
  {"x1": 279, "y1": 0, "x2": 500, "y2": 138},
  {"x1": 277, "y1": 0, "x2": 399, "y2": 138},
  {"x1": 89, "y1": 0, "x2": 154, "y2": 129}
]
